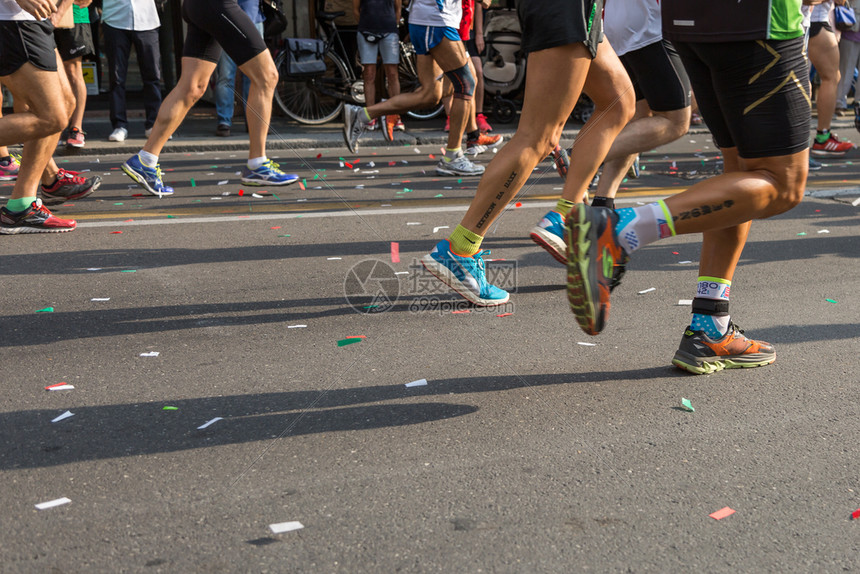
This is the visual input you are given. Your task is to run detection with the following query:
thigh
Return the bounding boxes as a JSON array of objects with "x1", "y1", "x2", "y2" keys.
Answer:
[
  {"x1": 0, "y1": 20, "x2": 57, "y2": 77},
  {"x1": 183, "y1": 0, "x2": 266, "y2": 66},
  {"x1": 2, "y1": 62, "x2": 67, "y2": 120},
  {"x1": 583, "y1": 39, "x2": 634, "y2": 110},
  {"x1": 621, "y1": 39, "x2": 691, "y2": 112},
  {"x1": 807, "y1": 26, "x2": 839, "y2": 76},
  {"x1": 517, "y1": 0, "x2": 603, "y2": 57},
  {"x1": 430, "y1": 36, "x2": 469, "y2": 73}
]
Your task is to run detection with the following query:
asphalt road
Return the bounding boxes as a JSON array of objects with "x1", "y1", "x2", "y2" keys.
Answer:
[{"x1": 2, "y1": 133, "x2": 860, "y2": 573}]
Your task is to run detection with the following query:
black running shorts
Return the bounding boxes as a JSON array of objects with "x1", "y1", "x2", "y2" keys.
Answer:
[
  {"x1": 55, "y1": 23, "x2": 95, "y2": 61},
  {"x1": 181, "y1": 0, "x2": 267, "y2": 65},
  {"x1": 673, "y1": 37, "x2": 810, "y2": 159},
  {"x1": 0, "y1": 20, "x2": 58, "y2": 77},
  {"x1": 516, "y1": 0, "x2": 603, "y2": 58},
  {"x1": 465, "y1": 37, "x2": 480, "y2": 58},
  {"x1": 620, "y1": 39, "x2": 691, "y2": 112}
]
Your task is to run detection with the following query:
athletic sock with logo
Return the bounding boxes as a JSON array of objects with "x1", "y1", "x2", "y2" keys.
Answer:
[
  {"x1": 555, "y1": 198, "x2": 576, "y2": 216},
  {"x1": 448, "y1": 224, "x2": 482, "y2": 257},
  {"x1": 613, "y1": 199, "x2": 676, "y2": 254},
  {"x1": 6, "y1": 197, "x2": 36, "y2": 212},
  {"x1": 691, "y1": 276, "x2": 731, "y2": 339},
  {"x1": 815, "y1": 129, "x2": 832, "y2": 144}
]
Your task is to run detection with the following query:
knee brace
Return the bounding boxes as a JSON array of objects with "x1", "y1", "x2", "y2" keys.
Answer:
[{"x1": 444, "y1": 63, "x2": 475, "y2": 100}]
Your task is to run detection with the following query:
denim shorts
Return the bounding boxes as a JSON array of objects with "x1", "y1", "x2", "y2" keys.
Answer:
[
  {"x1": 408, "y1": 24, "x2": 461, "y2": 55},
  {"x1": 357, "y1": 32, "x2": 400, "y2": 65}
]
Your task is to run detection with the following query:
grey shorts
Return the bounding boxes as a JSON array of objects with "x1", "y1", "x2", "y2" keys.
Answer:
[{"x1": 357, "y1": 32, "x2": 400, "y2": 65}]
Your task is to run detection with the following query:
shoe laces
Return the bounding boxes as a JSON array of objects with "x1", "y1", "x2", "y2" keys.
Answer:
[
  {"x1": 56, "y1": 169, "x2": 85, "y2": 185},
  {"x1": 472, "y1": 250, "x2": 490, "y2": 277},
  {"x1": 262, "y1": 159, "x2": 283, "y2": 173}
]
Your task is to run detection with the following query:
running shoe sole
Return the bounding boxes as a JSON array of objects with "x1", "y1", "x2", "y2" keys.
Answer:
[
  {"x1": 343, "y1": 105, "x2": 363, "y2": 154},
  {"x1": 241, "y1": 174, "x2": 299, "y2": 186},
  {"x1": 671, "y1": 350, "x2": 776, "y2": 375},
  {"x1": 529, "y1": 226, "x2": 566, "y2": 264},
  {"x1": 41, "y1": 187, "x2": 96, "y2": 206},
  {"x1": 566, "y1": 203, "x2": 617, "y2": 335},
  {"x1": 121, "y1": 162, "x2": 170, "y2": 196},
  {"x1": 0, "y1": 224, "x2": 74, "y2": 235},
  {"x1": 810, "y1": 149, "x2": 849, "y2": 157},
  {"x1": 435, "y1": 164, "x2": 485, "y2": 176},
  {"x1": 420, "y1": 254, "x2": 510, "y2": 307}
]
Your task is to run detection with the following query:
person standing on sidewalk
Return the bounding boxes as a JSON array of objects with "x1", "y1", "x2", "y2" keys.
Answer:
[
  {"x1": 122, "y1": 0, "x2": 298, "y2": 196},
  {"x1": 566, "y1": 0, "x2": 809, "y2": 375},
  {"x1": 343, "y1": 0, "x2": 484, "y2": 177},
  {"x1": 835, "y1": 0, "x2": 860, "y2": 113},
  {"x1": 102, "y1": 0, "x2": 163, "y2": 142},
  {"x1": 353, "y1": 0, "x2": 402, "y2": 136},
  {"x1": 54, "y1": 0, "x2": 94, "y2": 148},
  {"x1": 214, "y1": 0, "x2": 263, "y2": 137}
]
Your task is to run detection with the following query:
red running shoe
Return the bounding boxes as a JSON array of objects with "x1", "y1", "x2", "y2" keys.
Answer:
[
  {"x1": 0, "y1": 198, "x2": 76, "y2": 234},
  {"x1": 40, "y1": 168, "x2": 101, "y2": 206},
  {"x1": 476, "y1": 113, "x2": 493, "y2": 132},
  {"x1": 811, "y1": 132, "x2": 854, "y2": 156}
]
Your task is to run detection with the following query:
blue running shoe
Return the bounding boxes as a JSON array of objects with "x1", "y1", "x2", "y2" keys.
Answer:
[
  {"x1": 242, "y1": 159, "x2": 299, "y2": 186},
  {"x1": 421, "y1": 240, "x2": 510, "y2": 306},
  {"x1": 122, "y1": 154, "x2": 174, "y2": 196},
  {"x1": 529, "y1": 210, "x2": 566, "y2": 264}
]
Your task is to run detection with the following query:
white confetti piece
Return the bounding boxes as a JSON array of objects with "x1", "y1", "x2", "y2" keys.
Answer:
[
  {"x1": 638, "y1": 287, "x2": 656, "y2": 294},
  {"x1": 91, "y1": 298, "x2": 110, "y2": 302},
  {"x1": 817, "y1": 229, "x2": 830, "y2": 234},
  {"x1": 414, "y1": 148, "x2": 421, "y2": 153},
  {"x1": 47, "y1": 385, "x2": 75, "y2": 391},
  {"x1": 852, "y1": 197, "x2": 860, "y2": 206},
  {"x1": 381, "y1": 204, "x2": 392, "y2": 207},
  {"x1": 327, "y1": 257, "x2": 342, "y2": 260},
  {"x1": 51, "y1": 411, "x2": 74, "y2": 423},
  {"x1": 678, "y1": 260, "x2": 693, "y2": 264},
  {"x1": 395, "y1": 271, "x2": 409, "y2": 275},
  {"x1": 252, "y1": 193, "x2": 264, "y2": 198},
  {"x1": 577, "y1": 342, "x2": 597, "y2": 347},
  {"x1": 368, "y1": 161, "x2": 375, "y2": 167},
  {"x1": 221, "y1": 191, "x2": 230, "y2": 196},
  {"x1": 234, "y1": 171, "x2": 242, "y2": 176},
  {"x1": 210, "y1": 197, "x2": 222, "y2": 200},
  {"x1": 297, "y1": 198, "x2": 307, "y2": 202},
  {"x1": 86, "y1": 268, "x2": 102, "y2": 271},
  {"x1": 206, "y1": 172, "x2": 215, "y2": 176},
  {"x1": 287, "y1": 324, "x2": 307, "y2": 329},
  {"x1": 269, "y1": 521, "x2": 304, "y2": 534},
  {"x1": 405, "y1": 378, "x2": 428, "y2": 387},
  {"x1": 140, "y1": 351, "x2": 160, "y2": 357},
  {"x1": 433, "y1": 226, "x2": 449, "y2": 233},
  {"x1": 677, "y1": 299, "x2": 693, "y2": 305},
  {"x1": 197, "y1": 417, "x2": 223, "y2": 430},
  {"x1": 35, "y1": 497, "x2": 71, "y2": 510},
  {"x1": 217, "y1": 180, "x2": 229, "y2": 185},
  {"x1": 406, "y1": 222, "x2": 421, "y2": 226}
]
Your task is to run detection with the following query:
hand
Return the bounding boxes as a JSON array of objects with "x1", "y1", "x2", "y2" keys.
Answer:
[
  {"x1": 480, "y1": 0, "x2": 491, "y2": 8},
  {"x1": 15, "y1": 0, "x2": 56, "y2": 19},
  {"x1": 476, "y1": 35, "x2": 484, "y2": 54},
  {"x1": 74, "y1": 0, "x2": 93, "y2": 6}
]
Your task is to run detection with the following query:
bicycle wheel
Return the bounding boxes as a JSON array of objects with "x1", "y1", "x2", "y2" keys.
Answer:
[
  {"x1": 398, "y1": 45, "x2": 445, "y2": 121},
  {"x1": 275, "y1": 50, "x2": 350, "y2": 125}
]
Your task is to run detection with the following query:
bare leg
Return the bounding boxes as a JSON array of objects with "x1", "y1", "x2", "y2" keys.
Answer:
[
  {"x1": 367, "y1": 55, "x2": 443, "y2": 118},
  {"x1": 237, "y1": 50, "x2": 279, "y2": 160},
  {"x1": 383, "y1": 63, "x2": 400, "y2": 97},
  {"x1": 62, "y1": 56, "x2": 87, "y2": 131},
  {"x1": 363, "y1": 63, "x2": 378, "y2": 107},
  {"x1": 808, "y1": 28, "x2": 840, "y2": 132}
]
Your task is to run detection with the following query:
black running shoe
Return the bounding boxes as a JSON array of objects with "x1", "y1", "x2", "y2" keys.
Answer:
[
  {"x1": 0, "y1": 198, "x2": 76, "y2": 234},
  {"x1": 672, "y1": 322, "x2": 776, "y2": 375},
  {"x1": 40, "y1": 169, "x2": 101, "y2": 206}
]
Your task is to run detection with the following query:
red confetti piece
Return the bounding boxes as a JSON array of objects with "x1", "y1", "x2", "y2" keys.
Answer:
[
  {"x1": 110, "y1": 231, "x2": 123, "y2": 234},
  {"x1": 390, "y1": 241, "x2": 400, "y2": 263},
  {"x1": 515, "y1": 202, "x2": 522, "y2": 208},
  {"x1": 496, "y1": 313, "x2": 513, "y2": 318},
  {"x1": 672, "y1": 251, "x2": 679, "y2": 255},
  {"x1": 45, "y1": 382, "x2": 69, "y2": 390},
  {"x1": 298, "y1": 181, "x2": 305, "y2": 190},
  {"x1": 271, "y1": 226, "x2": 282, "y2": 230},
  {"x1": 388, "y1": 161, "x2": 397, "y2": 166},
  {"x1": 451, "y1": 309, "x2": 471, "y2": 314},
  {"x1": 238, "y1": 215, "x2": 250, "y2": 218},
  {"x1": 345, "y1": 162, "x2": 353, "y2": 169},
  {"x1": 316, "y1": 153, "x2": 322, "y2": 159},
  {"x1": 709, "y1": 507, "x2": 735, "y2": 520},
  {"x1": 345, "y1": 335, "x2": 367, "y2": 339},
  {"x1": 238, "y1": 190, "x2": 244, "y2": 196},
  {"x1": 352, "y1": 158, "x2": 360, "y2": 164},
  {"x1": 429, "y1": 154, "x2": 436, "y2": 159},
  {"x1": 815, "y1": 209, "x2": 821, "y2": 213},
  {"x1": 852, "y1": 509, "x2": 860, "y2": 520},
  {"x1": 132, "y1": 193, "x2": 144, "y2": 197},
  {"x1": 125, "y1": 219, "x2": 134, "y2": 222}
]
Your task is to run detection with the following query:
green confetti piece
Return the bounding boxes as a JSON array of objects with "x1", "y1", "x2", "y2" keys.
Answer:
[
  {"x1": 825, "y1": 298, "x2": 838, "y2": 304},
  {"x1": 190, "y1": 178, "x2": 196, "y2": 187},
  {"x1": 457, "y1": 179, "x2": 463, "y2": 183},
  {"x1": 121, "y1": 270, "x2": 137, "y2": 273},
  {"x1": 167, "y1": 215, "x2": 176, "y2": 218},
  {"x1": 797, "y1": 232, "x2": 807, "y2": 236},
  {"x1": 337, "y1": 337, "x2": 363, "y2": 347},
  {"x1": 338, "y1": 157, "x2": 345, "y2": 161},
  {"x1": 192, "y1": 199, "x2": 203, "y2": 202},
  {"x1": 680, "y1": 398, "x2": 694, "y2": 412},
  {"x1": 313, "y1": 174, "x2": 319, "y2": 180},
  {"x1": 113, "y1": 202, "x2": 124, "y2": 206},
  {"x1": 162, "y1": 406, "x2": 178, "y2": 411},
  {"x1": 434, "y1": 194, "x2": 444, "y2": 198},
  {"x1": 277, "y1": 234, "x2": 291, "y2": 237},
  {"x1": 272, "y1": 194, "x2": 281, "y2": 201},
  {"x1": 302, "y1": 179, "x2": 307, "y2": 187},
  {"x1": 35, "y1": 307, "x2": 54, "y2": 313},
  {"x1": 363, "y1": 304, "x2": 379, "y2": 310}
]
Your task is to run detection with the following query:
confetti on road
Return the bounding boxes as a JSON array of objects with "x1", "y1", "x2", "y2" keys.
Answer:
[
  {"x1": 121, "y1": 270, "x2": 137, "y2": 273},
  {"x1": 451, "y1": 309, "x2": 471, "y2": 314},
  {"x1": 677, "y1": 299, "x2": 693, "y2": 305},
  {"x1": 110, "y1": 231, "x2": 123, "y2": 234},
  {"x1": 638, "y1": 287, "x2": 656, "y2": 294},
  {"x1": 391, "y1": 242, "x2": 400, "y2": 263},
  {"x1": 797, "y1": 232, "x2": 807, "y2": 236},
  {"x1": 709, "y1": 507, "x2": 735, "y2": 520},
  {"x1": 51, "y1": 411, "x2": 74, "y2": 423},
  {"x1": 852, "y1": 508, "x2": 860, "y2": 520},
  {"x1": 433, "y1": 226, "x2": 449, "y2": 233},
  {"x1": 825, "y1": 298, "x2": 838, "y2": 304},
  {"x1": 406, "y1": 222, "x2": 421, "y2": 226},
  {"x1": 35, "y1": 307, "x2": 54, "y2": 313},
  {"x1": 405, "y1": 379, "x2": 428, "y2": 387},
  {"x1": 496, "y1": 313, "x2": 513, "y2": 318},
  {"x1": 86, "y1": 268, "x2": 101, "y2": 271},
  {"x1": 217, "y1": 180, "x2": 229, "y2": 185},
  {"x1": 252, "y1": 193, "x2": 264, "y2": 198},
  {"x1": 287, "y1": 324, "x2": 307, "y2": 328},
  {"x1": 818, "y1": 229, "x2": 830, "y2": 234},
  {"x1": 162, "y1": 406, "x2": 178, "y2": 411},
  {"x1": 678, "y1": 260, "x2": 692, "y2": 264},
  {"x1": 852, "y1": 197, "x2": 860, "y2": 206},
  {"x1": 337, "y1": 337, "x2": 363, "y2": 347},
  {"x1": 140, "y1": 351, "x2": 160, "y2": 357},
  {"x1": 680, "y1": 398, "x2": 695, "y2": 412},
  {"x1": 35, "y1": 498, "x2": 71, "y2": 510},
  {"x1": 270, "y1": 521, "x2": 304, "y2": 534},
  {"x1": 197, "y1": 417, "x2": 224, "y2": 430},
  {"x1": 45, "y1": 383, "x2": 74, "y2": 391},
  {"x1": 395, "y1": 271, "x2": 408, "y2": 275},
  {"x1": 577, "y1": 342, "x2": 597, "y2": 346},
  {"x1": 327, "y1": 257, "x2": 342, "y2": 261},
  {"x1": 190, "y1": 178, "x2": 196, "y2": 187},
  {"x1": 515, "y1": 202, "x2": 522, "y2": 207}
]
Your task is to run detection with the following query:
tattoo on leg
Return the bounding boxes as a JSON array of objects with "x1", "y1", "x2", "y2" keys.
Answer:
[
  {"x1": 476, "y1": 201, "x2": 497, "y2": 229},
  {"x1": 673, "y1": 199, "x2": 735, "y2": 222},
  {"x1": 503, "y1": 171, "x2": 517, "y2": 189}
]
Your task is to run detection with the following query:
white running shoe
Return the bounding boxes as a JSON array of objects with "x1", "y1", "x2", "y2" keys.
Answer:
[
  {"x1": 108, "y1": 127, "x2": 128, "y2": 142},
  {"x1": 435, "y1": 152, "x2": 485, "y2": 176},
  {"x1": 343, "y1": 104, "x2": 367, "y2": 154}
]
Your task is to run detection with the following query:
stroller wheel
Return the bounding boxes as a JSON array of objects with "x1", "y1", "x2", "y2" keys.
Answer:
[{"x1": 493, "y1": 98, "x2": 517, "y2": 124}]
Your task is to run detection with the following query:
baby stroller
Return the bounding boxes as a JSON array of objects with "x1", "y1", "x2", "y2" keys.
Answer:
[{"x1": 481, "y1": 8, "x2": 526, "y2": 123}]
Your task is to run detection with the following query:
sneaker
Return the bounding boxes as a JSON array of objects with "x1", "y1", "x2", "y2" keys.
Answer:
[
  {"x1": 529, "y1": 210, "x2": 566, "y2": 264},
  {"x1": 0, "y1": 198, "x2": 76, "y2": 234},
  {"x1": 627, "y1": 155, "x2": 640, "y2": 178},
  {"x1": 421, "y1": 239, "x2": 510, "y2": 306},
  {"x1": 366, "y1": 118, "x2": 378, "y2": 131},
  {"x1": 122, "y1": 154, "x2": 174, "y2": 196},
  {"x1": 343, "y1": 104, "x2": 367, "y2": 154},
  {"x1": 241, "y1": 159, "x2": 299, "y2": 186},
  {"x1": 443, "y1": 116, "x2": 450, "y2": 132},
  {"x1": 215, "y1": 124, "x2": 231, "y2": 137},
  {"x1": 811, "y1": 132, "x2": 854, "y2": 156},
  {"x1": 435, "y1": 152, "x2": 485, "y2": 176},
  {"x1": 66, "y1": 127, "x2": 86, "y2": 148},
  {"x1": 144, "y1": 127, "x2": 171, "y2": 140},
  {"x1": 0, "y1": 155, "x2": 20, "y2": 181},
  {"x1": 565, "y1": 203, "x2": 629, "y2": 335},
  {"x1": 394, "y1": 118, "x2": 405, "y2": 131},
  {"x1": 809, "y1": 157, "x2": 823, "y2": 171},
  {"x1": 465, "y1": 133, "x2": 503, "y2": 155},
  {"x1": 381, "y1": 114, "x2": 399, "y2": 142},
  {"x1": 551, "y1": 145, "x2": 570, "y2": 181},
  {"x1": 40, "y1": 169, "x2": 101, "y2": 206},
  {"x1": 672, "y1": 322, "x2": 776, "y2": 375},
  {"x1": 476, "y1": 113, "x2": 492, "y2": 132},
  {"x1": 109, "y1": 127, "x2": 128, "y2": 142}
]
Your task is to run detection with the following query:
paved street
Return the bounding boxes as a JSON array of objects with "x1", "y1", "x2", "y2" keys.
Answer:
[{"x1": 2, "y1": 119, "x2": 859, "y2": 572}]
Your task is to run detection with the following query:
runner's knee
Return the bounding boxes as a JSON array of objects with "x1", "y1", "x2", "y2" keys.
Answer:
[{"x1": 444, "y1": 63, "x2": 475, "y2": 100}]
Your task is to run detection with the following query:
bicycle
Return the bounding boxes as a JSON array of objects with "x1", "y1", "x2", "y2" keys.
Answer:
[{"x1": 274, "y1": 11, "x2": 444, "y2": 124}]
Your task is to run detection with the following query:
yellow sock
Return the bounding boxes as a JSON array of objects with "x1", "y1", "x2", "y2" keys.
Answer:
[
  {"x1": 448, "y1": 224, "x2": 483, "y2": 257},
  {"x1": 555, "y1": 198, "x2": 576, "y2": 216}
]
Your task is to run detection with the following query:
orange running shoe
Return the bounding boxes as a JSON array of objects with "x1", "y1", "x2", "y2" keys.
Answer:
[
  {"x1": 381, "y1": 114, "x2": 399, "y2": 142},
  {"x1": 811, "y1": 132, "x2": 854, "y2": 156},
  {"x1": 465, "y1": 132, "x2": 503, "y2": 155},
  {"x1": 565, "y1": 203, "x2": 629, "y2": 335},
  {"x1": 672, "y1": 322, "x2": 776, "y2": 374}
]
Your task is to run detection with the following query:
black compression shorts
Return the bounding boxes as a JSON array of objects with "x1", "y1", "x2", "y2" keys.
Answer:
[
  {"x1": 0, "y1": 20, "x2": 57, "y2": 77},
  {"x1": 674, "y1": 37, "x2": 810, "y2": 159},
  {"x1": 516, "y1": 0, "x2": 603, "y2": 58},
  {"x1": 55, "y1": 23, "x2": 95, "y2": 61},
  {"x1": 181, "y1": 0, "x2": 267, "y2": 65},
  {"x1": 620, "y1": 39, "x2": 691, "y2": 112}
]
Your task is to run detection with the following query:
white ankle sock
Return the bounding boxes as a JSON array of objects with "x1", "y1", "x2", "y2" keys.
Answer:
[
  {"x1": 248, "y1": 156, "x2": 267, "y2": 170},
  {"x1": 138, "y1": 150, "x2": 158, "y2": 167}
]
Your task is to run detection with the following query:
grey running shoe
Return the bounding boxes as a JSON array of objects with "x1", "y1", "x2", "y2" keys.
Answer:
[
  {"x1": 343, "y1": 104, "x2": 367, "y2": 153},
  {"x1": 435, "y1": 153, "x2": 485, "y2": 176},
  {"x1": 672, "y1": 322, "x2": 776, "y2": 375}
]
